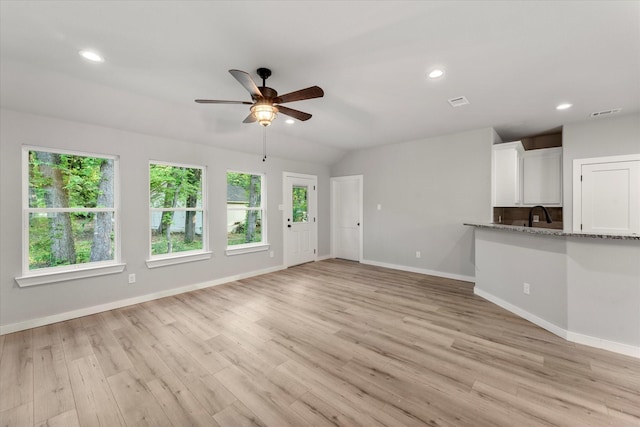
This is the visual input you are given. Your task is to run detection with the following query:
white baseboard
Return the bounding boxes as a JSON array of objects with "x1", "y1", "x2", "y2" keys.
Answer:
[
  {"x1": 566, "y1": 331, "x2": 640, "y2": 359},
  {"x1": 317, "y1": 254, "x2": 332, "y2": 261},
  {"x1": 474, "y1": 288, "x2": 568, "y2": 339},
  {"x1": 474, "y1": 288, "x2": 640, "y2": 359},
  {"x1": 0, "y1": 264, "x2": 285, "y2": 336},
  {"x1": 361, "y1": 259, "x2": 475, "y2": 283}
]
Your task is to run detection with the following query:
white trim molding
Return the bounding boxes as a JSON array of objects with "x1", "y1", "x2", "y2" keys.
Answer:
[
  {"x1": 226, "y1": 244, "x2": 270, "y2": 256},
  {"x1": 15, "y1": 263, "x2": 126, "y2": 287},
  {"x1": 361, "y1": 258, "x2": 475, "y2": 283},
  {"x1": 146, "y1": 251, "x2": 213, "y2": 268},
  {"x1": 475, "y1": 288, "x2": 640, "y2": 359},
  {"x1": 2, "y1": 264, "x2": 285, "y2": 335}
]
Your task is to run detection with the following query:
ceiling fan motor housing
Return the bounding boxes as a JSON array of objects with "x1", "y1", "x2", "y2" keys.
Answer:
[{"x1": 258, "y1": 86, "x2": 278, "y2": 100}]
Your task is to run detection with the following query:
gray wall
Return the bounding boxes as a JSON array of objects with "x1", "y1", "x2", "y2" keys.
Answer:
[
  {"x1": 562, "y1": 112, "x2": 640, "y2": 231},
  {"x1": 475, "y1": 229, "x2": 568, "y2": 329},
  {"x1": 331, "y1": 128, "x2": 493, "y2": 280},
  {"x1": 566, "y1": 238, "x2": 640, "y2": 347},
  {"x1": 0, "y1": 109, "x2": 331, "y2": 329}
]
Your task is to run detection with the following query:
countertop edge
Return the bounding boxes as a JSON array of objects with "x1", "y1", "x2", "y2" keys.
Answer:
[{"x1": 463, "y1": 222, "x2": 640, "y2": 241}]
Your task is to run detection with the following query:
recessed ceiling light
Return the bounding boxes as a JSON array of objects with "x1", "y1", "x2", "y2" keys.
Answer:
[
  {"x1": 556, "y1": 103, "x2": 572, "y2": 110},
  {"x1": 428, "y1": 69, "x2": 444, "y2": 79},
  {"x1": 79, "y1": 50, "x2": 104, "y2": 63},
  {"x1": 285, "y1": 119, "x2": 295, "y2": 124}
]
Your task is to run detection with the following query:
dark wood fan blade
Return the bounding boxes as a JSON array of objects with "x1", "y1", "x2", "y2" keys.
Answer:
[
  {"x1": 243, "y1": 113, "x2": 257, "y2": 123},
  {"x1": 274, "y1": 86, "x2": 324, "y2": 104},
  {"x1": 195, "y1": 99, "x2": 253, "y2": 104},
  {"x1": 277, "y1": 105, "x2": 312, "y2": 121},
  {"x1": 229, "y1": 69, "x2": 263, "y2": 99}
]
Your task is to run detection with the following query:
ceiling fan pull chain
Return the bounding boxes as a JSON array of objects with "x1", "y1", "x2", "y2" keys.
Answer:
[{"x1": 262, "y1": 126, "x2": 267, "y2": 162}]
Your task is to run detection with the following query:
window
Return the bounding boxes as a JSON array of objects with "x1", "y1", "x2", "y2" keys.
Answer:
[
  {"x1": 148, "y1": 162, "x2": 209, "y2": 266},
  {"x1": 227, "y1": 171, "x2": 268, "y2": 255},
  {"x1": 18, "y1": 147, "x2": 123, "y2": 286}
]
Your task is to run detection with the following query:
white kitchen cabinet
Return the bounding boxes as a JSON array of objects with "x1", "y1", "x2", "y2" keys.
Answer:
[
  {"x1": 522, "y1": 147, "x2": 562, "y2": 206},
  {"x1": 492, "y1": 141, "x2": 524, "y2": 207},
  {"x1": 574, "y1": 155, "x2": 640, "y2": 234}
]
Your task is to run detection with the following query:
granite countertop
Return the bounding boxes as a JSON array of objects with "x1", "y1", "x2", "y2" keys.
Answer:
[{"x1": 464, "y1": 222, "x2": 640, "y2": 241}]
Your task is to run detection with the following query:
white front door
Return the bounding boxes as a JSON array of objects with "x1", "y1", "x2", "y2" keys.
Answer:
[
  {"x1": 284, "y1": 173, "x2": 317, "y2": 267},
  {"x1": 331, "y1": 175, "x2": 363, "y2": 261}
]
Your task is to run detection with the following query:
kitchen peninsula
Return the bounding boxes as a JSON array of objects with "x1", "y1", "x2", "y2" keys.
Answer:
[{"x1": 465, "y1": 222, "x2": 639, "y2": 357}]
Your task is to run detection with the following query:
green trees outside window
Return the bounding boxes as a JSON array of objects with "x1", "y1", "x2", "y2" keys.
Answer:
[
  {"x1": 26, "y1": 149, "x2": 116, "y2": 271},
  {"x1": 149, "y1": 163, "x2": 205, "y2": 256},
  {"x1": 292, "y1": 185, "x2": 309, "y2": 222},
  {"x1": 227, "y1": 172, "x2": 264, "y2": 246}
]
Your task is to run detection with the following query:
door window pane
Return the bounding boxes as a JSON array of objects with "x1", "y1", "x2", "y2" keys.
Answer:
[{"x1": 292, "y1": 185, "x2": 308, "y2": 223}]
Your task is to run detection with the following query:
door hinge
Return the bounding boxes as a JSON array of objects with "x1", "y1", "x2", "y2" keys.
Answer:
[
  {"x1": 314, "y1": 217, "x2": 316, "y2": 222},
  {"x1": 313, "y1": 185, "x2": 316, "y2": 191},
  {"x1": 580, "y1": 175, "x2": 583, "y2": 182},
  {"x1": 580, "y1": 224, "x2": 583, "y2": 230},
  {"x1": 314, "y1": 249, "x2": 316, "y2": 254}
]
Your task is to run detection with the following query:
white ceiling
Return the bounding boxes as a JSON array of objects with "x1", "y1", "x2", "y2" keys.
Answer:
[{"x1": 1, "y1": 1, "x2": 638, "y2": 164}]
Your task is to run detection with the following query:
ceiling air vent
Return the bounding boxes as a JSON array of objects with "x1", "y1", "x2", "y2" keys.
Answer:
[
  {"x1": 590, "y1": 108, "x2": 622, "y2": 118},
  {"x1": 448, "y1": 96, "x2": 470, "y2": 108}
]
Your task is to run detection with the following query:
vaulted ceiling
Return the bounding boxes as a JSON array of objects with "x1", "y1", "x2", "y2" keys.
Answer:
[{"x1": 1, "y1": 1, "x2": 638, "y2": 164}]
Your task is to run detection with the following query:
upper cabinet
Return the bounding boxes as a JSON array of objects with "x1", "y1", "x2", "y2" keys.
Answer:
[
  {"x1": 522, "y1": 147, "x2": 563, "y2": 206},
  {"x1": 574, "y1": 155, "x2": 639, "y2": 235},
  {"x1": 492, "y1": 142, "x2": 563, "y2": 208},
  {"x1": 492, "y1": 141, "x2": 524, "y2": 207}
]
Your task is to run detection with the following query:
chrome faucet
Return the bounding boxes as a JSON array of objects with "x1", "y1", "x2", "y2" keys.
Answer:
[{"x1": 528, "y1": 205, "x2": 553, "y2": 227}]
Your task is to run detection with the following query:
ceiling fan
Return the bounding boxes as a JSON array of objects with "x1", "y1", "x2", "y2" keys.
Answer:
[{"x1": 195, "y1": 68, "x2": 324, "y2": 126}]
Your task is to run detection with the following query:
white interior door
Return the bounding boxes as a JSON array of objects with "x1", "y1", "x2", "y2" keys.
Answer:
[
  {"x1": 581, "y1": 160, "x2": 640, "y2": 234},
  {"x1": 284, "y1": 173, "x2": 317, "y2": 267},
  {"x1": 331, "y1": 175, "x2": 363, "y2": 261}
]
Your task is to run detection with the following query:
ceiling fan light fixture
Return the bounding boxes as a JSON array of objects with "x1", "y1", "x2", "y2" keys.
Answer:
[{"x1": 251, "y1": 104, "x2": 278, "y2": 126}]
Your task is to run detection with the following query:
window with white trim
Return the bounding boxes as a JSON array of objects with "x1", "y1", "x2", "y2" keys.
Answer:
[
  {"x1": 227, "y1": 171, "x2": 267, "y2": 253},
  {"x1": 22, "y1": 147, "x2": 120, "y2": 276},
  {"x1": 149, "y1": 162, "x2": 207, "y2": 260}
]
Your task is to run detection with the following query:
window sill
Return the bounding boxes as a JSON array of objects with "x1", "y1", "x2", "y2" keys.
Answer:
[
  {"x1": 146, "y1": 251, "x2": 213, "y2": 269},
  {"x1": 15, "y1": 263, "x2": 126, "y2": 287},
  {"x1": 226, "y1": 243, "x2": 270, "y2": 256}
]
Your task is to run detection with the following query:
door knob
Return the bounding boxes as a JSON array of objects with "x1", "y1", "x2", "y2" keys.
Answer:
[
  {"x1": 357, "y1": 222, "x2": 360, "y2": 226},
  {"x1": 288, "y1": 224, "x2": 292, "y2": 228}
]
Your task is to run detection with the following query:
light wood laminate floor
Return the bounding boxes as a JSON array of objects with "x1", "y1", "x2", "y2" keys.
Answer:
[{"x1": 1, "y1": 259, "x2": 639, "y2": 426}]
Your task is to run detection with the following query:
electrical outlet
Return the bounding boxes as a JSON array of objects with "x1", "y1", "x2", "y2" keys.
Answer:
[
  {"x1": 269, "y1": 251, "x2": 274, "y2": 258},
  {"x1": 377, "y1": 204, "x2": 382, "y2": 211},
  {"x1": 533, "y1": 215, "x2": 540, "y2": 223},
  {"x1": 128, "y1": 273, "x2": 136, "y2": 284},
  {"x1": 416, "y1": 251, "x2": 421, "y2": 258},
  {"x1": 523, "y1": 282, "x2": 530, "y2": 295}
]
